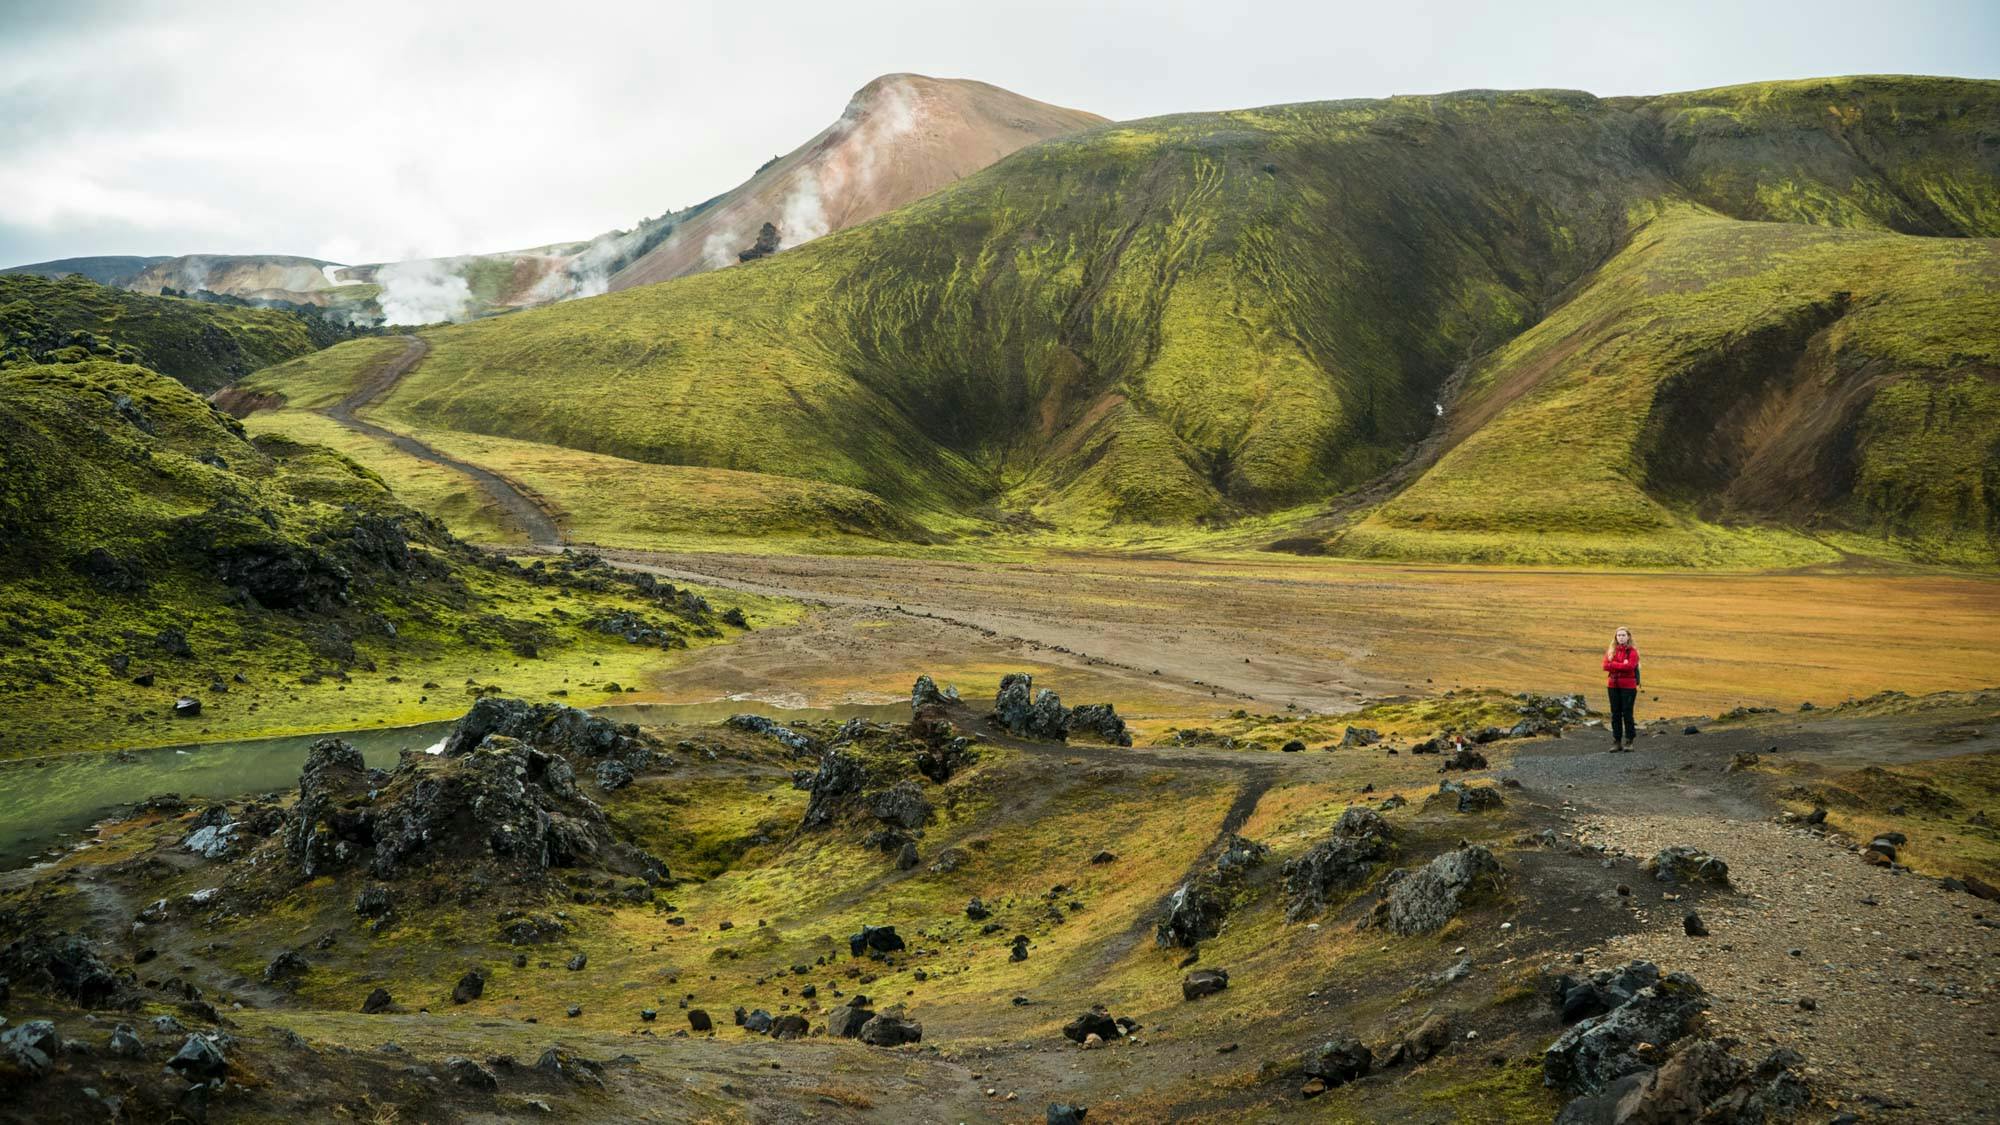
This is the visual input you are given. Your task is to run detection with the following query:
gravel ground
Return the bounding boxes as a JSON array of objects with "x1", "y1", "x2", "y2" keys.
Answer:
[{"x1": 1567, "y1": 812, "x2": 1998, "y2": 1121}]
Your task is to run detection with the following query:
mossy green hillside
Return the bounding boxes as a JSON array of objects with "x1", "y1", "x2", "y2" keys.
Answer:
[
  {"x1": 249, "y1": 76, "x2": 2000, "y2": 565},
  {"x1": 1347, "y1": 207, "x2": 2000, "y2": 566},
  {"x1": 0, "y1": 272, "x2": 326, "y2": 392},
  {"x1": 0, "y1": 359, "x2": 783, "y2": 757}
]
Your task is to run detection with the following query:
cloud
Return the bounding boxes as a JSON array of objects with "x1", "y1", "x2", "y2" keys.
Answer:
[{"x1": 1, "y1": 1, "x2": 1993, "y2": 269}]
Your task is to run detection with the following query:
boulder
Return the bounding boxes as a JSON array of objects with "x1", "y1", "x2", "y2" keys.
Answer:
[
  {"x1": 362, "y1": 987, "x2": 393, "y2": 1014},
  {"x1": 452, "y1": 970, "x2": 485, "y2": 1004},
  {"x1": 284, "y1": 737, "x2": 371, "y2": 877},
  {"x1": 1069, "y1": 703, "x2": 1132, "y2": 746},
  {"x1": 1543, "y1": 969, "x2": 1709, "y2": 1093},
  {"x1": 849, "y1": 924, "x2": 907, "y2": 958},
  {"x1": 1062, "y1": 1006, "x2": 1122, "y2": 1044},
  {"x1": 827, "y1": 1004, "x2": 874, "y2": 1038},
  {"x1": 798, "y1": 748, "x2": 866, "y2": 828},
  {"x1": 1048, "y1": 1105, "x2": 1088, "y2": 1125},
  {"x1": 1, "y1": 1020, "x2": 59, "y2": 1077},
  {"x1": 444, "y1": 696, "x2": 654, "y2": 761},
  {"x1": 687, "y1": 1009, "x2": 713, "y2": 1032},
  {"x1": 172, "y1": 697, "x2": 202, "y2": 719},
  {"x1": 1641, "y1": 846, "x2": 1730, "y2": 888},
  {"x1": 1384, "y1": 846, "x2": 1502, "y2": 936},
  {"x1": 867, "y1": 782, "x2": 932, "y2": 829},
  {"x1": 1302, "y1": 1036, "x2": 1372, "y2": 1087},
  {"x1": 1156, "y1": 878, "x2": 1228, "y2": 949},
  {"x1": 447, "y1": 1055, "x2": 500, "y2": 1090},
  {"x1": 770, "y1": 1014, "x2": 810, "y2": 1040},
  {"x1": 0, "y1": 930, "x2": 125, "y2": 1007},
  {"x1": 263, "y1": 951, "x2": 310, "y2": 982},
  {"x1": 1554, "y1": 1040, "x2": 1809, "y2": 1125},
  {"x1": 910, "y1": 674, "x2": 958, "y2": 711},
  {"x1": 1429, "y1": 779, "x2": 1505, "y2": 813},
  {"x1": 168, "y1": 1033, "x2": 227, "y2": 1081},
  {"x1": 354, "y1": 886, "x2": 395, "y2": 918},
  {"x1": 1282, "y1": 807, "x2": 1394, "y2": 921},
  {"x1": 1340, "y1": 726, "x2": 1382, "y2": 749},
  {"x1": 965, "y1": 897, "x2": 991, "y2": 920},
  {"x1": 1382, "y1": 1014, "x2": 1451, "y2": 1067},
  {"x1": 595, "y1": 760, "x2": 634, "y2": 791},
  {"x1": 97, "y1": 1023, "x2": 143, "y2": 1059},
  {"x1": 993, "y1": 673, "x2": 1071, "y2": 740},
  {"x1": 1182, "y1": 969, "x2": 1230, "y2": 1000},
  {"x1": 1441, "y1": 746, "x2": 1488, "y2": 771},
  {"x1": 743, "y1": 1009, "x2": 774, "y2": 1034},
  {"x1": 857, "y1": 1006, "x2": 923, "y2": 1046}
]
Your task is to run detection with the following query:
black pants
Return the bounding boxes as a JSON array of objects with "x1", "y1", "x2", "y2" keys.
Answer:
[{"x1": 1607, "y1": 687, "x2": 1637, "y2": 742}]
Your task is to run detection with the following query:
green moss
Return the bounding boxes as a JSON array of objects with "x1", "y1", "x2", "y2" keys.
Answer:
[
  {"x1": 0, "y1": 272, "x2": 326, "y2": 392},
  {"x1": 0, "y1": 360, "x2": 776, "y2": 758}
]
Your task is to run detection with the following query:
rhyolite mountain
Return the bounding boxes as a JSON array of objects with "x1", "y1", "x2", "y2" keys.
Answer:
[
  {"x1": 4, "y1": 75, "x2": 1103, "y2": 327},
  {"x1": 249, "y1": 75, "x2": 2000, "y2": 566}
]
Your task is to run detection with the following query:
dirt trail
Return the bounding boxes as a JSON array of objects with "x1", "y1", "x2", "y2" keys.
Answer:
[{"x1": 320, "y1": 335, "x2": 565, "y2": 547}]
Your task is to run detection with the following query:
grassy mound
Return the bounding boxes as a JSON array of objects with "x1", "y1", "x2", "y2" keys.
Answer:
[
  {"x1": 0, "y1": 359, "x2": 777, "y2": 757},
  {"x1": 0, "y1": 273, "x2": 332, "y2": 393}
]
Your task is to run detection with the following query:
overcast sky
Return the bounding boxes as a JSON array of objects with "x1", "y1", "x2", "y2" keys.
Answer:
[{"x1": 3, "y1": 0, "x2": 1996, "y2": 268}]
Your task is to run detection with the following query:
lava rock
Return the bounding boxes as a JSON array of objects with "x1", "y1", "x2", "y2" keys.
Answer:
[
  {"x1": 687, "y1": 1009, "x2": 713, "y2": 1032},
  {"x1": 1683, "y1": 911, "x2": 1709, "y2": 937},
  {"x1": 1048, "y1": 1105, "x2": 1088, "y2": 1125},
  {"x1": 1281, "y1": 807, "x2": 1394, "y2": 921},
  {"x1": 857, "y1": 1006, "x2": 923, "y2": 1046},
  {"x1": 452, "y1": 970, "x2": 485, "y2": 1004},
  {"x1": 1062, "y1": 1006, "x2": 1122, "y2": 1044},
  {"x1": 167, "y1": 1033, "x2": 227, "y2": 1081},
  {"x1": 263, "y1": 951, "x2": 310, "y2": 982},
  {"x1": 362, "y1": 987, "x2": 393, "y2": 1014},
  {"x1": 770, "y1": 1014, "x2": 809, "y2": 1040},
  {"x1": 172, "y1": 697, "x2": 202, "y2": 719},
  {"x1": 1544, "y1": 967, "x2": 1708, "y2": 1093},
  {"x1": 1430, "y1": 779, "x2": 1506, "y2": 813},
  {"x1": 1182, "y1": 969, "x2": 1230, "y2": 1000},
  {"x1": 1302, "y1": 1036, "x2": 1372, "y2": 1087},
  {"x1": 742, "y1": 1009, "x2": 774, "y2": 1034},
  {"x1": 849, "y1": 924, "x2": 907, "y2": 958},
  {"x1": 827, "y1": 1004, "x2": 874, "y2": 1039},
  {"x1": 1069, "y1": 703, "x2": 1132, "y2": 746},
  {"x1": 447, "y1": 1055, "x2": 499, "y2": 1090},
  {"x1": 965, "y1": 897, "x2": 991, "y2": 920},
  {"x1": 1384, "y1": 846, "x2": 1502, "y2": 935},
  {"x1": 1, "y1": 1020, "x2": 59, "y2": 1076},
  {"x1": 1642, "y1": 846, "x2": 1730, "y2": 888}
]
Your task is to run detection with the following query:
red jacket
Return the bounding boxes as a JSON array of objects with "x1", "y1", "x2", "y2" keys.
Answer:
[{"x1": 1603, "y1": 644, "x2": 1640, "y2": 690}]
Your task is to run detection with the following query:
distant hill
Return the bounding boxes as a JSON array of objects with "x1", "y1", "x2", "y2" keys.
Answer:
[
  {"x1": 243, "y1": 76, "x2": 2000, "y2": 566},
  {"x1": 608, "y1": 73, "x2": 1107, "y2": 290},
  {"x1": 1, "y1": 255, "x2": 173, "y2": 288},
  {"x1": 19, "y1": 75, "x2": 1101, "y2": 327},
  {"x1": 0, "y1": 273, "x2": 331, "y2": 392}
]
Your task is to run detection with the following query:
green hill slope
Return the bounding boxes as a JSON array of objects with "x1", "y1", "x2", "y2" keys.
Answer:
[
  {"x1": 0, "y1": 272, "x2": 329, "y2": 392},
  {"x1": 0, "y1": 358, "x2": 768, "y2": 757},
  {"x1": 247, "y1": 76, "x2": 2000, "y2": 565}
]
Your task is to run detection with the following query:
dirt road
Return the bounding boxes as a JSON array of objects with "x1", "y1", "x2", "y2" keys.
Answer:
[{"x1": 322, "y1": 335, "x2": 565, "y2": 547}]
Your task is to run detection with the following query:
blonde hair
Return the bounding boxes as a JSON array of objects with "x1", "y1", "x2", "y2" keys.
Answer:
[{"x1": 1612, "y1": 626, "x2": 1634, "y2": 646}]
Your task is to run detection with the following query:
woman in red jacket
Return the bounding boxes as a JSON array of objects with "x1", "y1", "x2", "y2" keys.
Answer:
[{"x1": 1603, "y1": 627, "x2": 1640, "y2": 751}]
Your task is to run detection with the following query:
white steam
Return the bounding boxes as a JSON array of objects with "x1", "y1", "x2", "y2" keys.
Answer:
[
  {"x1": 374, "y1": 258, "x2": 473, "y2": 325},
  {"x1": 770, "y1": 77, "x2": 922, "y2": 252}
]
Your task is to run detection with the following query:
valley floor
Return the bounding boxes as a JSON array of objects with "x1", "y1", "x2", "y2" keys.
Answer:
[{"x1": 595, "y1": 548, "x2": 1999, "y2": 722}]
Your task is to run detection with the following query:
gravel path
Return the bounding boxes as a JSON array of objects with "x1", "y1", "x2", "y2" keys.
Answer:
[{"x1": 1567, "y1": 812, "x2": 1999, "y2": 1121}]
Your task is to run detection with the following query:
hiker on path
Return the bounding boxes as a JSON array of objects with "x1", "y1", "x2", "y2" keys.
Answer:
[{"x1": 1603, "y1": 627, "x2": 1641, "y2": 752}]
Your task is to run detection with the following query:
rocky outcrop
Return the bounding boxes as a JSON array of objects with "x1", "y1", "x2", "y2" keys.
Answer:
[
  {"x1": 1543, "y1": 965, "x2": 1708, "y2": 1093},
  {"x1": 1556, "y1": 1041, "x2": 1808, "y2": 1124},
  {"x1": 1158, "y1": 835, "x2": 1266, "y2": 948},
  {"x1": 858, "y1": 1006, "x2": 923, "y2": 1046},
  {"x1": 281, "y1": 709, "x2": 666, "y2": 887},
  {"x1": 1068, "y1": 703, "x2": 1133, "y2": 747},
  {"x1": 1382, "y1": 845, "x2": 1502, "y2": 935},
  {"x1": 1303, "y1": 1036, "x2": 1372, "y2": 1088},
  {"x1": 442, "y1": 696, "x2": 655, "y2": 762},
  {"x1": 989, "y1": 672, "x2": 1128, "y2": 744},
  {"x1": 1427, "y1": 779, "x2": 1506, "y2": 813},
  {"x1": 0, "y1": 929, "x2": 128, "y2": 1008},
  {"x1": 1282, "y1": 807, "x2": 1395, "y2": 921}
]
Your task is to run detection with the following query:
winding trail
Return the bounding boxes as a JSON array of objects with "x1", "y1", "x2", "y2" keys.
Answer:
[{"x1": 321, "y1": 335, "x2": 565, "y2": 547}]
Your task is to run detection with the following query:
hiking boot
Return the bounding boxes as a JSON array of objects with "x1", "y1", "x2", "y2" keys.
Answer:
[{"x1": 1609, "y1": 738, "x2": 1624, "y2": 753}]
